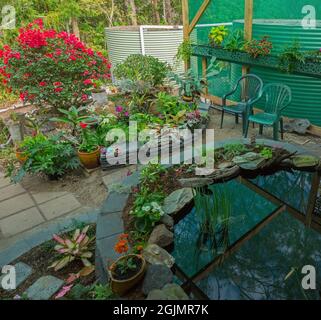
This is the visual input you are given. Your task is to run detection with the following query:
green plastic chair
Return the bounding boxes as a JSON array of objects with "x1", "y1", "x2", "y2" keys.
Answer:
[
  {"x1": 220, "y1": 74, "x2": 264, "y2": 134},
  {"x1": 244, "y1": 83, "x2": 292, "y2": 141}
]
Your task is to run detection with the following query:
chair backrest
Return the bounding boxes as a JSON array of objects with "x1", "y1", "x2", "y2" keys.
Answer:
[
  {"x1": 261, "y1": 83, "x2": 292, "y2": 115},
  {"x1": 236, "y1": 74, "x2": 263, "y2": 103}
]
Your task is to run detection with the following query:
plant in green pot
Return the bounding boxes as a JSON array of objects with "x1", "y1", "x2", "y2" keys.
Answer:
[
  {"x1": 108, "y1": 234, "x2": 146, "y2": 296},
  {"x1": 78, "y1": 123, "x2": 100, "y2": 169}
]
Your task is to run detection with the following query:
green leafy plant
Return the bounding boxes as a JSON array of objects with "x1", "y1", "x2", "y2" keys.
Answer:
[
  {"x1": 78, "y1": 124, "x2": 99, "y2": 153},
  {"x1": 194, "y1": 186, "x2": 231, "y2": 254},
  {"x1": 7, "y1": 134, "x2": 80, "y2": 182},
  {"x1": 223, "y1": 143, "x2": 249, "y2": 159},
  {"x1": 49, "y1": 225, "x2": 95, "y2": 275},
  {"x1": 50, "y1": 106, "x2": 96, "y2": 135},
  {"x1": 224, "y1": 29, "x2": 246, "y2": 52},
  {"x1": 176, "y1": 39, "x2": 193, "y2": 63},
  {"x1": 168, "y1": 57, "x2": 221, "y2": 99},
  {"x1": 209, "y1": 25, "x2": 229, "y2": 47},
  {"x1": 114, "y1": 54, "x2": 170, "y2": 87},
  {"x1": 115, "y1": 256, "x2": 137, "y2": 276},
  {"x1": 244, "y1": 36, "x2": 273, "y2": 58},
  {"x1": 260, "y1": 147, "x2": 273, "y2": 160},
  {"x1": 278, "y1": 41, "x2": 306, "y2": 73},
  {"x1": 90, "y1": 284, "x2": 115, "y2": 300}
]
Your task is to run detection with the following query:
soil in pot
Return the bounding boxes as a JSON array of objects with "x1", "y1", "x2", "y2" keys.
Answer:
[{"x1": 112, "y1": 256, "x2": 143, "y2": 281}]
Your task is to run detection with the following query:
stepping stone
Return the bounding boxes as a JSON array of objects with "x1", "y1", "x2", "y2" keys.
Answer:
[
  {"x1": 0, "y1": 262, "x2": 32, "y2": 289},
  {"x1": 24, "y1": 276, "x2": 63, "y2": 300}
]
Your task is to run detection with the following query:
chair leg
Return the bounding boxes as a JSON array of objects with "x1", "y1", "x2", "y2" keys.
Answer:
[
  {"x1": 280, "y1": 118, "x2": 284, "y2": 140},
  {"x1": 220, "y1": 110, "x2": 225, "y2": 129},
  {"x1": 259, "y1": 125, "x2": 263, "y2": 135},
  {"x1": 235, "y1": 114, "x2": 239, "y2": 124},
  {"x1": 244, "y1": 119, "x2": 250, "y2": 138},
  {"x1": 273, "y1": 122, "x2": 279, "y2": 141}
]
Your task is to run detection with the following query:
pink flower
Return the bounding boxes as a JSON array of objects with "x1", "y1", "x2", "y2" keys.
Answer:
[
  {"x1": 79, "y1": 122, "x2": 88, "y2": 129},
  {"x1": 115, "y1": 106, "x2": 123, "y2": 113},
  {"x1": 39, "y1": 81, "x2": 47, "y2": 87},
  {"x1": 54, "y1": 87, "x2": 63, "y2": 93},
  {"x1": 81, "y1": 94, "x2": 88, "y2": 101},
  {"x1": 53, "y1": 81, "x2": 62, "y2": 87},
  {"x1": 55, "y1": 285, "x2": 73, "y2": 299}
]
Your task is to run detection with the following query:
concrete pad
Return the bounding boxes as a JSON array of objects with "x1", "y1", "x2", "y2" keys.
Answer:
[
  {"x1": 0, "y1": 176, "x2": 11, "y2": 189},
  {"x1": 31, "y1": 191, "x2": 68, "y2": 205},
  {"x1": 0, "y1": 194, "x2": 35, "y2": 219},
  {"x1": 39, "y1": 194, "x2": 81, "y2": 220},
  {"x1": 0, "y1": 207, "x2": 45, "y2": 237},
  {"x1": 0, "y1": 184, "x2": 26, "y2": 202}
]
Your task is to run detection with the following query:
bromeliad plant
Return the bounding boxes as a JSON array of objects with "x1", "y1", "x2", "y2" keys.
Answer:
[
  {"x1": 0, "y1": 19, "x2": 111, "y2": 112},
  {"x1": 49, "y1": 225, "x2": 95, "y2": 275}
]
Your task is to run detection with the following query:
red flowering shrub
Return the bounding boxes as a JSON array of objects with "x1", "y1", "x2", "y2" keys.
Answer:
[{"x1": 0, "y1": 19, "x2": 111, "y2": 111}]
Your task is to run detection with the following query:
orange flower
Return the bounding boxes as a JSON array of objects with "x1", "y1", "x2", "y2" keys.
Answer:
[
  {"x1": 114, "y1": 239, "x2": 129, "y2": 254},
  {"x1": 136, "y1": 245, "x2": 144, "y2": 252}
]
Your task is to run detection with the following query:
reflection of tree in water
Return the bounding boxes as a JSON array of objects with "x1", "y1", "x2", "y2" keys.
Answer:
[
  {"x1": 252, "y1": 170, "x2": 312, "y2": 214},
  {"x1": 197, "y1": 212, "x2": 321, "y2": 300},
  {"x1": 172, "y1": 179, "x2": 277, "y2": 278}
]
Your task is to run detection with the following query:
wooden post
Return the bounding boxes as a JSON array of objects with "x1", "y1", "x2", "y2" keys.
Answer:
[
  {"x1": 182, "y1": 0, "x2": 191, "y2": 70},
  {"x1": 242, "y1": 0, "x2": 253, "y2": 76},
  {"x1": 202, "y1": 57, "x2": 208, "y2": 95}
]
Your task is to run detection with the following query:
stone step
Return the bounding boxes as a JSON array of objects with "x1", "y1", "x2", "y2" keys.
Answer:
[{"x1": 24, "y1": 275, "x2": 64, "y2": 300}]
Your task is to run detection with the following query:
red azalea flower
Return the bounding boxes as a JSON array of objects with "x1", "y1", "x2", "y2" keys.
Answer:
[
  {"x1": 39, "y1": 81, "x2": 47, "y2": 87},
  {"x1": 54, "y1": 87, "x2": 63, "y2": 93},
  {"x1": 79, "y1": 122, "x2": 88, "y2": 129},
  {"x1": 81, "y1": 94, "x2": 88, "y2": 101},
  {"x1": 53, "y1": 81, "x2": 62, "y2": 87},
  {"x1": 83, "y1": 79, "x2": 92, "y2": 85}
]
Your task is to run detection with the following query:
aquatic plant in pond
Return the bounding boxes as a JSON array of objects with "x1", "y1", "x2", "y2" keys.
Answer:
[{"x1": 194, "y1": 187, "x2": 232, "y2": 255}]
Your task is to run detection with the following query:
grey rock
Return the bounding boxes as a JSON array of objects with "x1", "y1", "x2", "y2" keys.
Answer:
[
  {"x1": 0, "y1": 262, "x2": 32, "y2": 289},
  {"x1": 148, "y1": 224, "x2": 174, "y2": 248},
  {"x1": 284, "y1": 119, "x2": 311, "y2": 134},
  {"x1": 218, "y1": 162, "x2": 235, "y2": 170},
  {"x1": 160, "y1": 214, "x2": 174, "y2": 231},
  {"x1": 142, "y1": 265, "x2": 173, "y2": 295},
  {"x1": 292, "y1": 155, "x2": 320, "y2": 168},
  {"x1": 163, "y1": 188, "x2": 194, "y2": 215},
  {"x1": 146, "y1": 284, "x2": 189, "y2": 300},
  {"x1": 25, "y1": 276, "x2": 64, "y2": 300},
  {"x1": 92, "y1": 91, "x2": 108, "y2": 106},
  {"x1": 162, "y1": 284, "x2": 189, "y2": 300},
  {"x1": 143, "y1": 244, "x2": 175, "y2": 268}
]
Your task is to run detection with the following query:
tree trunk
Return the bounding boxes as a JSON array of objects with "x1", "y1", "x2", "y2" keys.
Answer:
[
  {"x1": 152, "y1": 0, "x2": 161, "y2": 24},
  {"x1": 71, "y1": 17, "x2": 80, "y2": 39},
  {"x1": 127, "y1": 0, "x2": 138, "y2": 26},
  {"x1": 164, "y1": 0, "x2": 174, "y2": 25}
]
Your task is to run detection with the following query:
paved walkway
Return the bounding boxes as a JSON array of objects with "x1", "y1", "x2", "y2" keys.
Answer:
[{"x1": 0, "y1": 172, "x2": 88, "y2": 241}]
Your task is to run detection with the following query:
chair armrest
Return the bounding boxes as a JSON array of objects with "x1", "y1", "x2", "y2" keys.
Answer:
[{"x1": 222, "y1": 87, "x2": 238, "y2": 107}]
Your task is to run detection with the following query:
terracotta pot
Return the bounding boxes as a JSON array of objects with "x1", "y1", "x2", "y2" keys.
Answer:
[
  {"x1": 15, "y1": 149, "x2": 28, "y2": 163},
  {"x1": 109, "y1": 254, "x2": 146, "y2": 296},
  {"x1": 77, "y1": 147, "x2": 100, "y2": 169}
]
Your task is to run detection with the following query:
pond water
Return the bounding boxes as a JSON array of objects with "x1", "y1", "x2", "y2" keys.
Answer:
[{"x1": 172, "y1": 170, "x2": 321, "y2": 300}]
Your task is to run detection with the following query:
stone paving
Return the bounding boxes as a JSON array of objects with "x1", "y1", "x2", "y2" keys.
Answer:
[{"x1": 0, "y1": 172, "x2": 85, "y2": 242}]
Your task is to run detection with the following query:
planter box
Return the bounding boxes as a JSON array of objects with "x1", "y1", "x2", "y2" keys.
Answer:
[{"x1": 191, "y1": 45, "x2": 321, "y2": 79}]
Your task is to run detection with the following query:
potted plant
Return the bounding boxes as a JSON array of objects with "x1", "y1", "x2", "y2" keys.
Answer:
[
  {"x1": 209, "y1": 25, "x2": 229, "y2": 47},
  {"x1": 78, "y1": 123, "x2": 100, "y2": 169},
  {"x1": 108, "y1": 234, "x2": 146, "y2": 296},
  {"x1": 7, "y1": 134, "x2": 80, "y2": 183}
]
